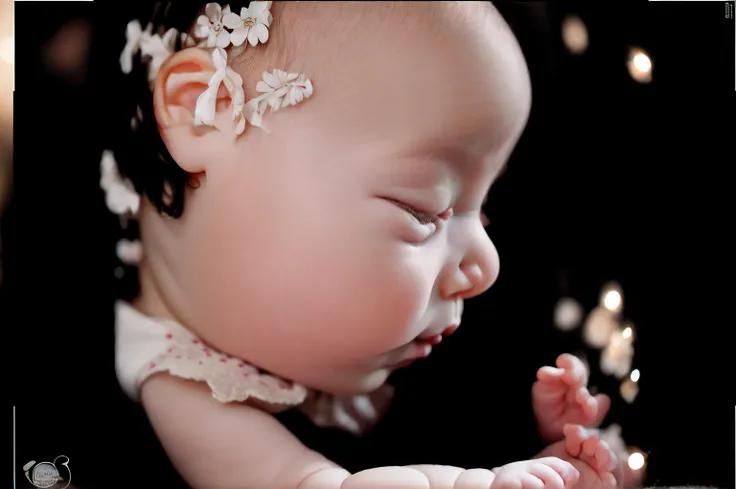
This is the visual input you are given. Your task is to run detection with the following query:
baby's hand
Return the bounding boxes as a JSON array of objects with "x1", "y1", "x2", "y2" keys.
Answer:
[
  {"x1": 490, "y1": 457, "x2": 580, "y2": 489},
  {"x1": 537, "y1": 424, "x2": 620, "y2": 489},
  {"x1": 532, "y1": 353, "x2": 611, "y2": 442},
  {"x1": 342, "y1": 465, "x2": 498, "y2": 489}
]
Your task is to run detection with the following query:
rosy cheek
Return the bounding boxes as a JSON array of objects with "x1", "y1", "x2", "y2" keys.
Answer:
[{"x1": 374, "y1": 258, "x2": 432, "y2": 344}]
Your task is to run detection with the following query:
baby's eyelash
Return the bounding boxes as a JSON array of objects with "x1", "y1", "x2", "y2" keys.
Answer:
[
  {"x1": 387, "y1": 199, "x2": 442, "y2": 225},
  {"x1": 403, "y1": 205, "x2": 440, "y2": 225},
  {"x1": 396, "y1": 202, "x2": 440, "y2": 224}
]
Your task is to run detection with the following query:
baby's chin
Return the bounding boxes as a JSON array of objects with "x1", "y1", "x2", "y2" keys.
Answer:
[{"x1": 301, "y1": 367, "x2": 392, "y2": 398}]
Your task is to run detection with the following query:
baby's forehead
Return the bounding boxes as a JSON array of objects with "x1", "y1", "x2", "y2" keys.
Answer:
[
  {"x1": 267, "y1": 2, "x2": 530, "y2": 157},
  {"x1": 234, "y1": 1, "x2": 508, "y2": 81}
]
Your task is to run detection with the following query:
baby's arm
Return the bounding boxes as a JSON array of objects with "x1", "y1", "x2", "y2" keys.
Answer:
[
  {"x1": 141, "y1": 374, "x2": 346, "y2": 489},
  {"x1": 142, "y1": 375, "x2": 513, "y2": 489}
]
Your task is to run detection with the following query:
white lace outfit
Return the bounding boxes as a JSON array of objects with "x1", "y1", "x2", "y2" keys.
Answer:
[{"x1": 115, "y1": 301, "x2": 393, "y2": 435}]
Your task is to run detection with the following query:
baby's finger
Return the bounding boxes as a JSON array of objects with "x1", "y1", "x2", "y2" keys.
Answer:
[
  {"x1": 563, "y1": 423, "x2": 585, "y2": 457},
  {"x1": 537, "y1": 365, "x2": 565, "y2": 382},
  {"x1": 519, "y1": 472, "x2": 545, "y2": 489},
  {"x1": 527, "y1": 464, "x2": 565, "y2": 489},
  {"x1": 454, "y1": 469, "x2": 496, "y2": 489},
  {"x1": 574, "y1": 387, "x2": 598, "y2": 420},
  {"x1": 603, "y1": 472, "x2": 618, "y2": 489},
  {"x1": 536, "y1": 457, "x2": 579, "y2": 487},
  {"x1": 591, "y1": 394, "x2": 611, "y2": 427},
  {"x1": 556, "y1": 354, "x2": 588, "y2": 387}
]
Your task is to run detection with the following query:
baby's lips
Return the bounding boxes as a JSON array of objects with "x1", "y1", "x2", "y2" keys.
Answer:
[
  {"x1": 424, "y1": 334, "x2": 443, "y2": 345},
  {"x1": 442, "y1": 324, "x2": 458, "y2": 336}
]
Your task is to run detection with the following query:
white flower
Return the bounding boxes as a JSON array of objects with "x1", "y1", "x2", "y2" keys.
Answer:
[
  {"x1": 100, "y1": 150, "x2": 140, "y2": 216},
  {"x1": 194, "y1": 3, "x2": 232, "y2": 49},
  {"x1": 140, "y1": 27, "x2": 178, "y2": 84},
  {"x1": 222, "y1": 1, "x2": 272, "y2": 47},
  {"x1": 119, "y1": 20, "x2": 153, "y2": 74},
  {"x1": 194, "y1": 47, "x2": 246, "y2": 135},
  {"x1": 116, "y1": 239, "x2": 144, "y2": 265},
  {"x1": 231, "y1": 83, "x2": 248, "y2": 135},
  {"x1": 247, "y1": 69, "x2": 313, "y2": 126}
]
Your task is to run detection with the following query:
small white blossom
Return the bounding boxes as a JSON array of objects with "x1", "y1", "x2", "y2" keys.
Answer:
[
  {"x1": 194, "y1": 48, "x2": 246, "y2": 135},
  {"x1": 223, "y1": 1, "x2": 272, "y2": 47},
  {"x1": 119, "y1": 20, "x2": 153, "y2": 74},
  {"x1": 140, "y1": 27, "x2": 178, "y2": 84},
  {"x1": 194, "y1": 3, "x2": 232, "y2": 48},
  {"x1": 248, "y1": 69, "x2": 313, "y2": 126},
  {"x1": 100, "y1": 150, "x2": 140, "y2": 216},
  {"x1": 116, "y1": 239, "x2": 144, "y2": 265}
]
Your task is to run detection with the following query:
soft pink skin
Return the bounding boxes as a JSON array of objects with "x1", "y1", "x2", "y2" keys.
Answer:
[
  {"x1": 535, "y1": 424, "x2": 620, "y2": 489},
  {"x1": 140, "y1": 1, "x2": 531, "y2": 397},
  {"x1": 137, "y1": 3, "x2": 544, "y2": 489},
  {"x1": 533, "y1": 354, "x2": 645, "y2": 488},
  {"x1": 533, "y1": 354, "x2": 612, "y2": 443}
]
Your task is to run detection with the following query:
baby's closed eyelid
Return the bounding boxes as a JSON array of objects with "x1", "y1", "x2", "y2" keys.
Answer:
[{"x1": 383, "y1": 198, "x2": 440, "y2": 225}]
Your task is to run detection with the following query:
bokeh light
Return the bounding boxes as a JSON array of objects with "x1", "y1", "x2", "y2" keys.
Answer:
[
  {"x1": 628, "y1": 451, "x2": 646, "y2": 471},
  {"x1": 562, "y1": 15, "x2": 589, "y2": 55},
  {"x1": 627, "y1": 47, "x2": 653, "y2": 83}
]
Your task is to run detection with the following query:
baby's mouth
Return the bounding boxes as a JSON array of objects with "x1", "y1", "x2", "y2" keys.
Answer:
[{"x1": 390, "y1": 326, "x2": 459, "y2": 368}]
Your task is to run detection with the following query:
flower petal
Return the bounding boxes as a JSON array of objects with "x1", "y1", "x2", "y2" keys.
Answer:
[
  {"x1": 222, "y1": 12, "x2": 243, "y2": 29},
  {"x1": 230, "y1": 26, "x2": 248, "y2": 46},
  {"x1": 196, "y1": 14, "x2": 210, "y2": 26},
  {"x1": 194, "y1": 86, "x2": 219, "y2": 125},
  {"x1": 194, "y1": 22, "x2": 210, "y2": 39},
  {"x1": 248, "y1": 1, "x2": 272, "y2": 19},
  {"x1": 301, "y1": 78, "x2": 314, "y2": 97},
  {"x1": 222, "y1": 74, "x2": 234, "y2": 93},
  {"x1": 231, "y1": 85, "x2": 245, "y2": 106},
  {"x1": 246, "y1": 99, "x2": 263, "y2": 127},
  {"x1": 234, "y1": 115, "x2": 246, "y2": 135},
  {"x1": 204, "y1": 31, "x2": 216, "y2": 48},
  {"x1": 215, "y1": 30, "x2": 231, "y2": 48},
  {"x1": 263, "y1": 71, "x2": 281, "y2": 89},
  {"x1": 255, "y1": 22, "x2": 269, "y2": 44},
  {"x1": 205, "y1": 3, "x2": 222, "y2": 22},
  {"x1": 212, "y1": 47, "x2": 228, "y2": 70},
  {"x1": 274, "y1": 69, "x2": 290, "y2": 84},
  {"x1": 247, "y1": 26, "x2": 260, "y2": 46},
  {"x1": 125, "y1": 20, "x2": 142, "y2": 41},
  {"x1": 255, "y1": 81, "x2": 270, "y2": 93},
  {"x1": 162, "y1": 28, "x2": 178, "y2": 50},
  {"x1": 222, "y1": 5, "x2": 231, "y2": 15},
  {"x1": 226, "y1": 68, "x2": 243, "y2": 86},
  {"x1": 119, "y1": 47, "x2": 134, "y2": 74}
]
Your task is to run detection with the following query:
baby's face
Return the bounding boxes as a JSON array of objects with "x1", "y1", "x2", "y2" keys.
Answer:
[{"x1": 145, "y1": 2, "x2": 531, "y2": 395}]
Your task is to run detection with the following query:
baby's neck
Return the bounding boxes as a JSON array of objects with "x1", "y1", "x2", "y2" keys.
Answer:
[{"x1": 131, "y1": 258, "x2": 178, "y2": 322}]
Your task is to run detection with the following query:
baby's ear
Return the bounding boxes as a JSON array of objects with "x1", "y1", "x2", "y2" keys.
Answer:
[{"x1": 152, "y1": 48, "x2": 234, "y2": 173}]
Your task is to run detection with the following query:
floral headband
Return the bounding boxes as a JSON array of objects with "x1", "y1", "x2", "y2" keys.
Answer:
[
  {"x1": 101, "y1": 1, "x2": 313, "y2": 265},
  {"x1": 120, "y1": 1, "x2": 313, "y2": 136}
]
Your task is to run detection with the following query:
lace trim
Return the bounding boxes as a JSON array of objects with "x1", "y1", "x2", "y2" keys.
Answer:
[{"x1": 138, "y1": 319, "x2": 308, "y2": 406}]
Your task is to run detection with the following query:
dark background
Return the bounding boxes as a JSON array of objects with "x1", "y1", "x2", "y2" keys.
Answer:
[{"x1": 6, "y1": 2, "x2": 735, "y2": 488}]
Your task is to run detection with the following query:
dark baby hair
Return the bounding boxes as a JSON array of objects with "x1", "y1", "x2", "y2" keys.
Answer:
[{"x1": 109, "y1": 1, "x2": 253, "y2": 219}]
